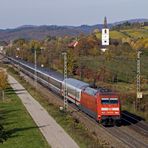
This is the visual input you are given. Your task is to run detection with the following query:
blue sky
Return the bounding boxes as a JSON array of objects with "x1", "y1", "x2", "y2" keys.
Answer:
[{"x1": 0, "y1": 0, "x2": 148, "y2": 29}]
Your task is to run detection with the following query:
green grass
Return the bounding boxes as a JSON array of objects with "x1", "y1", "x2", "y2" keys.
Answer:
[
  {"x1": 143, "y1": 26, "x2": 148, "y2": 30},
  {"x1": 95, "y1": 30, "x2": 128, "y2": 39},
  {"x1": 6, "y1": 66, "x2": 107, "y2": 148},
  {"x1": 0, "y1": 86, "x2": 50, "y2": 148},
  {"x1": 110, "y1": 31, "x2": 128, "y2": 39},
  {"x1": 110, "y1": 28, "x2": 148, "y2": 40},
  {"x1": 95, "y1": 32, "x2": 101, "y2": 39}
]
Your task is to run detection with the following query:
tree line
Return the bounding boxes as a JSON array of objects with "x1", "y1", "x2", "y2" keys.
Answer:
[{"x1": 5, "y1": 30, "x2": 148, "y2": 87}]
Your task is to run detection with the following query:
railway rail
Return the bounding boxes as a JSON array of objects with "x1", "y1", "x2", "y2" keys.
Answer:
[
  {"x1": 72, "y1": 102, "x2": 148, "y2": 148},
  {"x1": 121, "y1": 112, "x2": 148, "y2": 137},
  {"x1": 2, "y1": 55, "x2": 148, "y2": 148},
  {"x1": 102, "y1": 126, "x2": 148, "y2": 148}
]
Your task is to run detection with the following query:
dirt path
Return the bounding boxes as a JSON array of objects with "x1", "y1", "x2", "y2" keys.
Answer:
[{"x1": 8, "y1": 74, "x2": 79, "y2": 148}]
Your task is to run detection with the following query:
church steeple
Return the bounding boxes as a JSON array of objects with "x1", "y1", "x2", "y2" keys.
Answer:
[
  {"x1": 102, "y1": 16, "x2": 109, "y2": 47},
  {"x1": 104, "y1": 16, "x2": 107, "y2": 28}
]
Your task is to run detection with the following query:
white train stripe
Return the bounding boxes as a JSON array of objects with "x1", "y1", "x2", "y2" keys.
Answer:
[
  {"x1": 112, "y1": 108, "x2": 119, "y2": 111},
  {"x1": 101, "y1": 108, "x2": 109, "y2": 111},
  {"x1": 101, "y1": 108, "x2": 119, "y2": 111}
]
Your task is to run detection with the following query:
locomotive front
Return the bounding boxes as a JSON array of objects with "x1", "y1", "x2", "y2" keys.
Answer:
[{"x1": 98, "y1": 93, "x2": 121, "y2": 125}]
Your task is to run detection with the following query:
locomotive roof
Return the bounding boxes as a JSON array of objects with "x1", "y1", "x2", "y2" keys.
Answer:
[
  {"x1": 97, "y1": 87, "x2": 112, "y2": 93},
  {"x1": 84, "y1": 87, "x2": 98, "y2": 96},
  {"x1": 83, "y1": 87, "x2": 113, "y2": 96},
  {"x1": 64, "y1": 78, "x2": 89, "y2": 89}
]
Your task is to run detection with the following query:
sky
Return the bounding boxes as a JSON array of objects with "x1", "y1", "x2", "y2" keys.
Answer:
[{"x1": 0, "y1": 0, "x2": 148, "y2": 29}]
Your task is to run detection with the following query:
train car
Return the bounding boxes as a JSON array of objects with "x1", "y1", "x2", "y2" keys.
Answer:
[
  {"x1": 80, "y1": 87, "x2": 121, "y2": 125},
  {"x1": 61, "y1": 78, "x2": 89, "y2": 105},
  {"x1": 9, "y1": 57, "x2": 63, "y2": 93},
  {"x1": 36, "y1": 68, "x2": 63, "y2": 93}
]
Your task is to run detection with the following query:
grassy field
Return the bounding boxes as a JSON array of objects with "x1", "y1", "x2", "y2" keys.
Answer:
[
  {"x1": 96, "y1": 27, "x2": 148, "y2": 40},
  {"x1": 77, "y1": 56, "x2": 137, "y2": 83},
  {"x1": 110, "y1": 31, "x2": 128, "y2": 39},
  {"x1": 6, "y1": 66, "x2": 107, "y2": 148},
  {"x1": 143, "y1": 26, "x2": 148, "y2": 30},
  {"x1": 78, "y1": 52, "x2": 148, "y2": 84},
  {"x1": 95, "y1": 30, "x2": 128, "y2": 39},
  {"x1": 121, "y1": 29, "x2": 148, "y2": 39},
  {"x1": 0, "y1": 86, "x2": 50, "y2": 148}
]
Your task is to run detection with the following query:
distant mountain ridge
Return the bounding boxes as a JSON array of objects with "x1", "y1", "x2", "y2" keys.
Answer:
[
  {"x1": 112, "y1": 18, "x2": 148, "y2": 26},
  {"x1": 0, "y1": 18, "x2": 147, "y2": 41}
]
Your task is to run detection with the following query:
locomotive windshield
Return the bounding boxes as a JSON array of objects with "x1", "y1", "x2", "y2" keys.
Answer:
[
  {"x1": 101, "y1": 98, "x2": 118, "y2": 104},
  {"x1": 110, "y1": 98, "x2": 118, "y2": 104},
  {"x1": 101, "y1": 98, "x2": 110, "y2": 104}
]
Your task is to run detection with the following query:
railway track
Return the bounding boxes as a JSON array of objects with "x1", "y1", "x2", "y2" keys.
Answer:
[
  {"x1": 121, "y1": 112, "x2": 148, "y2": 137},
  {"x1": 77, "y1": 102, "x2": 148, "y2": 148},
  {"x1": 77, "y1": 106, "x2": 148, "y2": 148},
  {"x1": 102, "y1": 126, "x2": 148, "y2": 148},
  {"x1": 5, "y1": 57, "x2": 148, "y2": 148}
]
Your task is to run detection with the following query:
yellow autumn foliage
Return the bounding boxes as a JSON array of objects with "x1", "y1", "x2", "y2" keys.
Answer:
[{"x1": 133, "y1": 38, "x2": 148, "y2": 50}]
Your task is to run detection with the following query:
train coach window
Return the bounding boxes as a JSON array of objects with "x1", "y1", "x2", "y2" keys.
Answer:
[
  {"x1": 101, "y1": 98, "x2": 110, "y2": 104},
  {"x1": 67, "y1": 86, "x2": 75, "y2": 97},
  {"x1": 50, "y1": 78, "x2": 61, "y2": 89},
  {"x1": 110, "y1": 98, "x2": 118, "y2": 104}
]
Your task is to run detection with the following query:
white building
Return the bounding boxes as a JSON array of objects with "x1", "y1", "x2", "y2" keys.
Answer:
[{"x1": 102, "y1": 17, "x2": 109, "y2": 46}]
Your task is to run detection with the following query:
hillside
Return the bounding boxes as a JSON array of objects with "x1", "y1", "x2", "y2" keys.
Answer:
[
  {"x1": 112, "y1": 18, "x2": 148, "y2": 26},
  {"x1": 0, "y1": 18, "x2": 147, "y2": 41},
  {"x1": 0, "y1": 25, "x2": 103, "y2": 41},
  {"x1": 95, "y1": 28, "x2": 148, "y2": 40}
]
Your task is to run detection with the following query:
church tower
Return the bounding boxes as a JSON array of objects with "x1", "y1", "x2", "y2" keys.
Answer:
[{"x1": 102, "y1": 17, "x2": 109, "y2": 46}]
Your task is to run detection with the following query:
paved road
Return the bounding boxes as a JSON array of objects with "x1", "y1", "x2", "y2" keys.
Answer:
[{"x1": 8, "y1": 75, "x2": 79, "y2": 148}]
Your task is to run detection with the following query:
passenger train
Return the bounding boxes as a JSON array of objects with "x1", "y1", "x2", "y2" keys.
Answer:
[{"x1": 8, "y1": 57, "x2": 121, "y2": 125}]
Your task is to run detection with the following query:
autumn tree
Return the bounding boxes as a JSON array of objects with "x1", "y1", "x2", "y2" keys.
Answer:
[
  {"x1": 0, "y1": 69, "x2": 7, "y2": 101},
  {"x1": 0, "y1": 70, "x2": 8, "y2": 143},
  {"x1": 66, "y1": 49, "x2": 77, "y2": 75}
]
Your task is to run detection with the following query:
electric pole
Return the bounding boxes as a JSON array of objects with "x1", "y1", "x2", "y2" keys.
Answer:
[
  {"x1": 136, "y1": 50, "x2": 142, "y2": 111},
  {"x1": 34, "y1": 49, "x2": 37, "y2": 91},
  {"x1": 62, "y1": 52, "x2": 68, "y2": 110}
]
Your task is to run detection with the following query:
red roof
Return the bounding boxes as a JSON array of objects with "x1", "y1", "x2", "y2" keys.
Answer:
[{"x1": 68, "y1": 41, "x2": 78, "y2": 48}]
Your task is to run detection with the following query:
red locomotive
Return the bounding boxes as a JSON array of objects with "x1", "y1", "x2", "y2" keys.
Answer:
[{"x1": 62, "y1": 78, "x2": 121, "y2": 125}]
